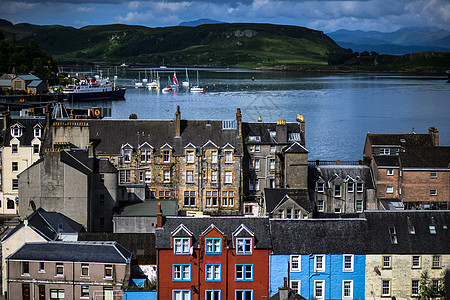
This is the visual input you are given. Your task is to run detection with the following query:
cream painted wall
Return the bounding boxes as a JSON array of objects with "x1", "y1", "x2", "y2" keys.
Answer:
[{"x1": 365, "y1": 254, "x2": 449, "y2": 299}]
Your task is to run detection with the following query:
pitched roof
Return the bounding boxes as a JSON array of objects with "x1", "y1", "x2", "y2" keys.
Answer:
[
  {"x1": 373, "y1": 156, "x2": 400, "y2": 167},
  {"x1": 155, "y1": 217, "x2": 271, "y2": 249},
  {"x1": 116, "y1": 199, "x2": 178, "y2": 216},
  {"x1": 313, "y1": 165, "x2": 375, "y2": 189},
  {"x1": 367, "y1": 133, "x2": 433, "y2": 147},
  {"x1": 284, "y1": 142, "x2": 308, "y2": 153},
  {"x1": 269, "y1": 288, "x2": 306, "y2": 300},
  {"x1": 399, "y1": 147, "x2": 450, "y2": 168},
  {"x1": 269, "y1": 218, "x2": 368, "y2": 254},
  {"x1": 4, "y1": 117, "x2": 45, "y2": 146},
  {"x1": 1, "y1": 207, "x2": 84, "y2": 243},
  {"x1": 27, "y1": 80, "x2": 43, "y2": 87},
  {"x1": 264, "y1": 188, "x2": 312, "y2": 213},
  {"x1": 7, "y1": 241, "x2": 131, "y2": 263},
  {"x1": 242, "y1": 122, "x2": 302, "y2": 145},
  {"x1": 364, "y1": 211, "x2": 450, "y2": 254},
  {"x1": 14, "y1": 74, "x2": 40, "y2": 81}
]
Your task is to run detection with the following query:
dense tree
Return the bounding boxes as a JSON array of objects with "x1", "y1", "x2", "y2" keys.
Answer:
[{"x1": 417, "y1": 270, "x2": 446, "y2": 300}]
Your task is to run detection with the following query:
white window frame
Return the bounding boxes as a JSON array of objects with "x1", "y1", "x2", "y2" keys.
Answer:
[
  {"x1": 235, "y1": 290, "x2": 252, "y2": 300},
  {"x1": 123, "y1": 149, "x2": 131, "y2": 163},
  {"x1": 430, "y1": 171, "x2": 438, "y2": 178},
  {"x1": 356, "y1": 183, "x2": 363, "y2": 192},
  {"x1": 235, "y1": 264, "x2": 253, "y2": 281},
  {"x1": 186, "y1": 170, "x2": 194, "y2": 183},
  {"x1": 380, "y1": 148, "x2": 390, "y2": 155},
  {"x1": 314, "y1": 255, "x2": 325, "y2": 272},
  {"x1": 224, "y1": 171, "x2": 232, "y2": 184},
  {"x1": 163, "y1": 150, "x2": 171, "y2": 163},
  {"x1": 342, "y1": 280, "x2": 353, "y2": 299},
  {"x1": 173, "y1": 264, "x2": 191, "y2": 281},
  {"x1": 347, "y1": 183, "x2": 354, "y2": 193},
  {"x1": 411, "y1": 279, "x2": 420, "y2": 296},
  {"x1": 12, "y1": 162, "x2": 18, "y2": 172},
  {"x1": 33, "y1": 144, "x2": 40, "y2": 154},
  {"x1": 224, "y1": 151, "x2": 233, "y2": 163},
  {"x1": 211, "y1": 151, "x2": 218, "y2": 164},
  {"x1": 432, "y1": 255, "x2": 441, "y2": 268},
  {"x1": 290, "y1": 255, "x2": 301, "y2": 272},
  {"x1": 412, "y1": 255, "x2": 421, "y2": 269},
  {"x1": 104, "y1": 265, "x2": 113, "y2": 279},
  {"x1": 236, "y1": 238, "x2": 252, "y2": 255},
  {"x1": 386, "y1": 186, "x2": 393, "y2": 194},
  {"x1": 430, "y1": 189, "x2": 437, "y2": 196},
  {"x1": 186, "y1": 150, "x2": 195, "y2": 163},
  {"x1": 56, "y1": 263, "x2": 64, "y2": 276},
  {"x1": 343, "y1": 254, "x2": 354, "y2": 272},
  {"x1": 211, "y1": 171, "x2": 218, "y2": 183},
  {"x1": 173, "y1": 290, "x2": 190, "y2": 300},
  {"x1": 174, "y1": 238, "x2": 190, "y2": 254},
  {"x1": 205, "y1": 264, "x2": 221, "y2": 281},
  {"x1": 254, "y1": 159, "x2": 260, "y2": 170},
  {"x1": 144, "y1": 171, "x2": 151, "y2": 183},
  {"x1": 334, "y1": 185, "x2": 341, "y2": 198},
  {"x1": 314, "y1": 280, "x2": 325, "y2": 299},
  {"x1": 269, "y1": 159, "x2": 275, "y2": 170},
  {"x1": 382, "y1": 256, "x2": 391, "y2": 269},
  {"x1": 11, "y1": 144, "x2": 18, "y2": 154},
  {"x1": 205, "y1": 290, "x2": 220, "y2": 300},
  {"x1": 356, "y1": 200, "x2": 363, "y2": 213},
  {"x1": 81, "y1": 264, "x2": 89, "y2": 277},
  {"x1": 290, "y1": 280, "x2": 301, "y2": 294},
  {"x1": 387, "y1": 169, "x2": 394, "y2": 176},
  {"x1": 163, "y1": 170, "x2": 171, "y2": 183},
  {"x1": 317, "y1": 200, "x2": 324, "y2": 212},
  {"x1": 382, "y1": 280, "x2": 391, "y2": 297}
]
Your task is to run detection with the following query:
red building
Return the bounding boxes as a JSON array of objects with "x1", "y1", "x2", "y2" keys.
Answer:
[{"x1": 155, "y1": 216, "x2": 271, "y2": 300}]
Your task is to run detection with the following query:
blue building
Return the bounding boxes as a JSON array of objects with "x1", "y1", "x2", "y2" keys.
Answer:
[{"x1": 269, "y1": 219, "x2": 368, "y2": 299}]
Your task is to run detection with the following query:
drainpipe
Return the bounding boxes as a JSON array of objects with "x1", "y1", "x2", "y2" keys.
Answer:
[{"x1": 73, "y1": 261, "x2": 75, "y2": 300}]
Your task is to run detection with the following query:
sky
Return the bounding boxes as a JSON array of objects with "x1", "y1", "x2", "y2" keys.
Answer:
[{"x1": 1, "y1": 0, "x2": 449, "y2": 33}]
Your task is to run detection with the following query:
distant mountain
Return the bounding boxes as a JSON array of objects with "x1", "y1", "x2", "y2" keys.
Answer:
[
  {"x1": 327, "y1": 27, "x2": 450, "y2": 54},
  {"x1": 178, "y1": 19, "x2": 225, "y2": 27}
]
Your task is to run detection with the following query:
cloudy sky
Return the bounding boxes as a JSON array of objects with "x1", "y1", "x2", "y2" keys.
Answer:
[{"x1": 1, "y1": 0, "x2": 449, "y2": 33}]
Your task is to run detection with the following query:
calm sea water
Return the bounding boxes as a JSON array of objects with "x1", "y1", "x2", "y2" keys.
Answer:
[{"x1": 67, "y1": 68, "x2": 450, "y2": 161}]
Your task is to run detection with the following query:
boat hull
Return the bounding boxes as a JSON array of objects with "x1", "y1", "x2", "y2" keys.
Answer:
[{"x1": 63, "y1": 88, "x2": 126, "y2": 102}]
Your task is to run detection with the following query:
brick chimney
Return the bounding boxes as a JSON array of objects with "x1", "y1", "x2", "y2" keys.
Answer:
[
  {"x1": 276, "y1": 120, "x2": 287, "y2": 143},
  {"x1": 278, "y1": 277, "x2": 289, "y2": 300},
  {"x1": 175, "y1": 106, "x2": 181, "y2": 137},
  {"x1": 236, "y1": 108, "x2": 242, "y2": 137},
  {"x1": 428, "y1": 127, "x2": 439, "y2": 147},
  {"x1": 156, "y1": 202, "x2": 163, "y2": 228}
]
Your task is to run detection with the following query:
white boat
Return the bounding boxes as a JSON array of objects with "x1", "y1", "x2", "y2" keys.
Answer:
[
  {"x1": 134, "y1": 72, "x2": 146, "y2": 88},
  {"x1": 147, "y1": 71, "x2": 160, "y2": 90},
  {"x1": 63, "y1": 76, "x2": 126, "y2": 101},
  {"x1": 182, "y1": 68, "x2": 190, "y2": 87},
  {"x1": 190, "y1": 70, "x2": 204, "y2": 93}
]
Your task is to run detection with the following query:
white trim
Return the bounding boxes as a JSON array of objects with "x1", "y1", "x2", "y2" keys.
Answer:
[
  {"x1": 160, "y1": 143, "x2": 173, "y2": 149},
  {"x1": 202, "y1": 140, "x2": 219, "y2": 149},
  {"x1": 171, "y1": 224, "x2": 194, "y2": 237}
]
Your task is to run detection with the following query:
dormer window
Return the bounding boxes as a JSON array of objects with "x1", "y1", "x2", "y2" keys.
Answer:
[
  {"x1": 317, "y1": 182, "x2": 324, "y2": 193},
  {"x1": 334, "y1": 185, "x2": 341, "y2": 198},
  {"x1": 34, "y1": 127, "x2": 41, "y2": 138},
  {"x1": 140, "y1": 149, "x2": 152, "y2": 163},
  {"x1": 236, "y1": 238, "x2": 252, "y2": 255},
  {"x1": 11, "y1": 127, "x2": 23, "y2": 138},
  {"x1": 123, "y1": 149, "x2": 131, "y2": 163},
  {"x1": 163, "y1": 150, "x2": 171, "y2": 163},
  {"x1": 348, "y1": 183, "x2": 354, "y2": 193},
  {"x1": 174, "y1": 238, "x2": 190, "y2": 254},
  {"x1": 186, "y1": 150, "x2": 195, "y2": 163},
  {"x1": 248, "y1": 136, "x2": 261, "y2": 142},
  {"x1": 224, "y1": 151, "x2": 233, "y2": 163},
  {"x1": 269, "y1": 131, "x2": 276, "y2": 138},
  {"x1": 356, "y1": 183, "x2": 363, "y2": 193}
]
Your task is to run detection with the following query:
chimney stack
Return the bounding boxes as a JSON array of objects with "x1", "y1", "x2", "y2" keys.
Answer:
[
  {"x1": 175, "y1": 106, "x2": 181, "y2": 137},
  {"x1": 276, "y1": 120, "x2": 287, "y2": 143},
  {"x1": 428, "y1": 127, "x2": 439, "y2": 147},
  {"x1": 236, "y1": 108, "x2": 242, "y2": 137},
  {"x1": 297, "y1": 114, "x2": 305, "y2": 146},
  {"x1": 277, "y1": 277, "x2": 289, "y2": 300},
  {"x1": 156, "y1": 202, "x2": 163, "y2": 228}
]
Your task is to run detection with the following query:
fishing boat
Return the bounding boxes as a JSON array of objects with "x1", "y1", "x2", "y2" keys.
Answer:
[
  {"x1": 62, "y1": 76, "x2": 125, "y2": 102},
  {"x1": 190, "y1": 70, "x2": 204, "y2": 93}
]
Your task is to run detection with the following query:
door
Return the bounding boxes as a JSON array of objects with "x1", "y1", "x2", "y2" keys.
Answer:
[
  {"x1": 39, "y1": 285, "x2": 45, "y2": 300},
  {"x1": 22, "y1": 284, "x2": 30, "y2": 300}
]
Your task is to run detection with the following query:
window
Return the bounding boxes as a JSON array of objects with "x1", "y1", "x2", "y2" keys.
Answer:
[
  {"x1": 211, "y1": 171, "x2": 218, "y2": 183},
  {"x1": 317, "y1": 200, "x2": 324, "y2": 212},
  {"x1": 224, "y1": 151, "x2": 233, "y2": 163},
  {"x1": 249, "y1": 178, "x2": 259, "y2": 190},
  {"x1": 205, "y1": 290, "x2": 220, "y2": 300},
  {"x1": 343, "y1": 255, "x2": 354, "y2": 272},
  {"x1": 186, "y1": 170, "x2": 194, "y2": 183},
  {"x1": 343, "y1": 281, "x2": 353, "y2": 299},
  {"x1": 33, "y1": 144, "x2": 39, "y2": 154},
  {"x1": 163, "y1": 170, "x2": 170, "y2": 183},
  {"x1": 163, "y1": 150, "x2": 171, "y2": 162},
  {"x1": 235, "y1": 290, "x2": 252, "y2": 300},
  {"x1": 39, "y1": 262, "x2": 45, "y2": 273},
  {"x1": 222, "y1": 191, "x2": 234, "y2": 207},
  {"x1": 432, "y1": 280, "x2": 440, "y2": 295},
  {"x1": 11, "y1": 127, "x2": 22, "y2": 138},
  {"x1": 34, "y1": 127, "x2": 41, "y2": 138},
  {"x1": 290, "y1": 255, "x2": 301, "y2": 272},
  {"x1": 12, "y1": 179, "x2": 18, "y2": 190},
  {"x1": 430, "y1": 171, "x2": 437, "y2": 178},
  {"x1": 186, "y1": 150, "x2": 195, "y2": 163},
  {"x1": 429, "y1": 225, "x2": 437, "y2": 234},
  {"x1": 270, "y1": 146, "x2": 276, "y2": 153},
  {"x1": 244, "y1": 205, "x2": 253, "y2": 214},
  {"x1": 294, "y1": 209, "x2": 301, "y2": 219},
  {"x1": 286, "y1": 208, "x2": 292, "y2": 219},
  {"x1": 50, "y1": 289, "x2": 65, "y2": 300},
  {"x1": 348, "y1": 183, "x2": 354, "y2": 193},
  {"x1": 314, "y1": 255, "x2": 325, "y2": 272},
  {"x1": 119, "y1": 170, "x2": 131, "y2": 183},
  {"x1": 145, "y1": 171, "x2": 151, "y2": 183},
  {"x1": 22, "y1": 262, "x2": 29, "y2": 275},
  {"x1": 7, "y1": 199, "x2": 14, "y2": 209},
  {"x1": 356, "y1": 200, "x2": 363, "y2": 213},
  {"x1": 81, "y1": 264, "x2": 89, "y2": 277},
  {"x1": 205, "y1": 264, "x2": 221, "y2": 281},
  {"x1": 81, "y1": 286, "x2": 89, "y2": 298},
  {"x1": 380, "y1": 148, "x2": 390, "y2": 155},
  {"x1": 412, "y1": 256, "x2": 421, "y2": 269},
  {"x1": 357, "y1": 183, "x2": 363, "y2": 192},
  {"x1": 104, "y1": 265, "x2": 113, "y2": 278},
  {"x1": 211, "y1": 151, "x2": 218, "y2": 163},
  {"x1": 235, "y1": 264, "x2": 253, "y2": 281},
  {"x1": 56, "y1": 263, "x2": 64, "y2": 276},
  {"x1": 269, "y1": 159, "x2": 275, "y2": 170},
  {"x1": 173, "y1": 264, "x2": 191, "y2": 281},
  {"x1": 184, "y1": 191, "x2": 196, "y2": 206},
  {"x1": 430, "y1": 189, "x2": 437, "y2": 196},
  {"x1": 334, "y1": 207, "x2": 341, "y2": 214},
  {"x1": 140, "y1": 150, "x2": 152, "y2": 162},
  {"x1": 382, "y1": 280, "x2": 390, "y2": 297},
  {"x1": 203, "y1": 169, "x2": 207, "y2": 179},
  {"x1": 205, "y1": 238, "x2": 221, "y2": 254},
  {"x1": 389, "y1": 225, "x2": 398, "y2": 244},
  {"x1": 290, "y1": 280, "x2": 301, "y2": 294},
  {"x1": 236, "y1": 238, "x2": 252, "y2": 254},
  {"x1": 254, "y1": 159, "x2": 260, "y2": 170},
  {"x1": 225, "y1": 171, "x2": 232, "y2": 184},
  {"x1": 12, "y1": 162, "x2": 18, "y2": 172},
  {"x1": 173, "y1": 290, "x2": 190, "y2": 300},
  {"x1": 386, "y1": 186, "x2": 393, "y2": 194},
  {"x1": 432, "y1": 255, "x2": 441, "y2": 268},
  {"x1": 314, "y1": 280, "x2": 324, "y2": 299},
  {"x1": 12, "y1": 144, "x2": 18, "y2": 154},
  {"x1": 174, "y1": 238, "x2": 190, "y2": 254},
  {"x1": 334, "y1": 185, "x2": 341, "y2": 197},
  {"x1": 206, "y1": 191, "x2": 218, "y2": 207},
  {"x1": 382, "y1": 256, "x2": 391, "y2": 269},
  {"x1": 387, "y1": 169, "x2": 394, "y2": 176},
  {"x1": 123, "y1": 149, "x2": 131, "y2": 163},
  {"x1": 411, "y1": 280, "x2": 420, "y2": 296},
  {"x1": 248, "y1": 136, "x2": 261, "y2": 142}
]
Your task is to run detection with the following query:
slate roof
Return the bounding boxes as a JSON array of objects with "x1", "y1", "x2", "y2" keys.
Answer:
[
  {"x1": 242, "y1": 122, "x2": 302, "y2": 145},
  {"x1": 7, "y1": 241, "x2": 132, "y2": 263},
  {"x1": 3, "y1": 117, "x2": 45, "y2": 146},
  {"x1": 1, "y1": 207, "x2": 84, "y2": 243},
  {"x1": 364, "y1": 211, "x2": 450, "y2": 254},
  {"x1": 313, "y1": 165, "x2": 375, "y2": 189},
  {"x1": 86, "y1": 119, "x2": 241, "y2": 156},
  {"x1": 373, "y1": 156, "x2": 400, "y2": 167},
  {"x1": 367, "y1": 133, "x2": 433, "y2": 147},
  {"x1": 0, "y1": 79, "x2": 11, "y2": 87},
  {"x1": 27, "y1": 80, "x2": 43, "y2": 87},
  {"x1": 269, "y1": 218, "x2": 368, "y2": 254},
  {"x1": 264, "y1": 188, "x2": 312, "y2": 213},
  {"x1": 116, "y1": 199, "x2": 178, "y2": 216},
  {"x1": 269, "y1": 288, "x2": 306, "y2": 300},
  {"x1": 284, "y1": 142, "x2": 308, "y2": 153},
  {"x1": 399, "y1": 147, "x2": 450, "y2": 168},
  {"x1": 14, "y1": 74, "x2": 40, "y2": 81},
  {"x1": 155, "y1": 216, "x2": 271, "y2": 249}
]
